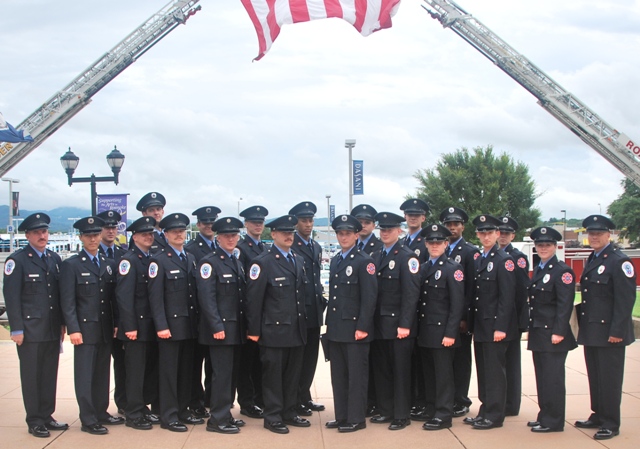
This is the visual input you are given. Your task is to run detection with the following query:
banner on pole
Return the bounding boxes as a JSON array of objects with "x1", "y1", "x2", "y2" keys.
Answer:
[
  {"x1": 12, "y1": 191, "x2": 19, "y2": 216},
  {"x1": 353, "y1": 160, "x2": 364, "y2": 195},
  {"x1": 97, "y1": 194, "x2": 129, "y2": 248},
  {"x1": 330, "y1": 205, "x2": 335, "y2": 222}
]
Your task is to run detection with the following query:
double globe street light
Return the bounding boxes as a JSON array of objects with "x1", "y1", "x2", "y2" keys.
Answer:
[{"x1": 60, "y1": 146, "x2": 125, "y2": 216}]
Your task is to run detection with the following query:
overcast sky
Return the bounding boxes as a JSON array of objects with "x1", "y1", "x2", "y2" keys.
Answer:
[{"x1": 1, "y1": 0, "x2": 639, "y2": 223}]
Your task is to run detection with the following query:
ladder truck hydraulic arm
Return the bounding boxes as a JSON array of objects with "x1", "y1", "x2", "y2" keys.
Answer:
[
  {"x1": 0, "y1": 0, "x2": 202, "y2": 177},
  {"x1": 422, "y1": 0, "x2": 640, "y2": 187}
]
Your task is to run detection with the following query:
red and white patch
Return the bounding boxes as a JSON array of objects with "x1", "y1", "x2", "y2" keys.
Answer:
[
  {"x1": 474, "y1": 252, "x2": 480, "y2": 260},
  {"x1": 505, "y1": 260, "x2": 515, "y2": 272},
  {"x1": 366, "y1": 263, "x2": 376, "y2": 275},
  {"x1": 561, "y1": 272, "x2": 573, "y2": 284},
  {"x1": 454, "y1": 270, "x2": 464, "y2": 281},
  {"x1": 517, "y1": 257, "x2": 526, "y2": 269},
  {"x1": 408, "y1": 258, "x2": 419, "y2": 274},
  {"x1": 119, "y1": 260, "x2": 130, "y2": 276},
  {"x1": 4, "y1": 259, "x2": 15, "y2": 276}
]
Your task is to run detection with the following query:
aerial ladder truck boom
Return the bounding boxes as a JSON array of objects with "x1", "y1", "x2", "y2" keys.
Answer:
[
  {"x1": 422, "y1": 0, "x2": 640, "y2": 188},
  {"x1": 0, "y1": 0, "x2": 202, "y2": 177}
]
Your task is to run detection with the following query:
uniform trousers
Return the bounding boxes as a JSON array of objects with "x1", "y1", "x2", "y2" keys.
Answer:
[
  {"x1": 208, "y1": 345, "x2": 240, "y2": 425},
  {"x1": 17, "y1": 340, "x2": 60, "y2": 427},
  {"x1": 158, "y1": 339, "x2": 195, "y2": 425},
  {"x1": 410, "y1": 343, "x2": 426, "y2": 408},
  {"x1": 112, "y1": 340, "x2": 127, "y2": 411},
  {"x1": 474, "y1": 340, "x2": 509, "y2": 424},
  {"x1": 505, "y1": 335, "x2": 522, "y2": 415},
  {"x1": 371, "y1": 338, "x2": 414, "y2": 419},
  {"x1": 237, "y1": 340, "x2": 264, "y2": 408},
  {"x1": 299, "y1": 327, "x2": 320, "y2": 404},
  {"x1": 584, "y1": 345, "x2": 626, "y2": 431},
  {"x1": 74, "y1": 341, "x2": 112, "y2": 426},
  {"x1": 532, "y1": 351, "x2": 568, "y2": 430},
  {"x1": 453, "y1": 332, "x2": 473, "y2": 408},
  {"x1": 421, "y1": 346, "x2": 455, "y2": 422},
  {"x1": 123, "y1": 340, "x2": 158, "y2": 419},
  {"x1": 259, "y1": 345, "x2": 304, "y2": 424},
  {"x1": 329, "y1": 341, "x2": 369, "y2": 424},
  {"x1": 189, "y1": 342, "x2": 211, "y2": 409}
]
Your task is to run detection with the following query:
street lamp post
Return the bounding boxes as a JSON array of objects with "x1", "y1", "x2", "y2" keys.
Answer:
[
  {"x1": 326, "y1": 194, "x2": 331, "y2": 252},
  {"x1": 60, "y1": 146, "x2": 125, "y2": 216},
  {"x1": 2, "y1": 177, "x2": 19, "y2": 252},
  {"x1": 237, "y1": 197, "x2": 243, "y2": 217},
  {"x1": 560, "y1": 209, "x2": 567, "y2": 241},
  {"x1": 345, "y1": 139, "x2": 356, "y2": 212}
]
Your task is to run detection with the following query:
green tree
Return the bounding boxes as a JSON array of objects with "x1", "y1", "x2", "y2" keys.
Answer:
[
  {"x1": 608, "y1": 178, "x2": 640, "y2": 243},
  {"x1": 413, "y1": 146, "x2": 541, "y2": 242}
]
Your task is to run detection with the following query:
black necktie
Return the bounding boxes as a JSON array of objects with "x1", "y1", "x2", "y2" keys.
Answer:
[
  {"x1": 406, "y1": 236, "x2": 411, "y2": 246},
  {"x1": 380, "y1": 250, "x2": 387, "y2": 265},
  {"x1": 92, "y1": 257, "x2": 99, "y2": 268},
  {"x1": 287, "y1": 253, "x2": 295, "y2": 266},
  {"x1": 180, "y1": 253, "x2": 186, "y2": 264},
  {"x1": 337, "y1": 255, "x2": 344, "y2": 266},
  {"x1": 307, "y1": 242, "x2": 313, "y2": 253},
  {"x1": 106, "y1": 247, "x2": 114, "y2": 259},
  {"x1": 258, "y1": 241, "x2": 264, "y2": 251},
  {"x1": 358, "y1": 241, "x2": 364, "y2": 250},
  {"x1": 41, "y1": 253, "x2": 47, "y2": 264}
]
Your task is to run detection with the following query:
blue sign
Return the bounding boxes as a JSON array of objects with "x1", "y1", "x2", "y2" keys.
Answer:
[
  {"x1": 330, "y1": 205, "x2": 335, "y2": 222},
  {"x1": 353, "y1": 160, "x2": 363, "y2": 195}
]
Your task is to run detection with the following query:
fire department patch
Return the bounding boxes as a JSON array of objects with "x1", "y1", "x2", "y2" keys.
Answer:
[
  {"x1": 517, "y1": 257, "x2": 526, "y2": 269},
  {"x1": 249, "y1": 264, "x2": 261, "y2": 280},
  {"x1": 119, "y1": 260, "x2": 130, "y2": 276},
  {"x1": 505, "y1": 260, "x2": 515, "y2": 272},
  {"x1": 561, "y1": 272, "x2": 573, "y2": 284},
  {"x1": 366, "y1": 263, "x2": 376, "y2": 275},
  {"x1": 454, "y1": 270, "x2": 464, "y2": 281},
  {"x1": 474, "y1": 252, "x2": 480, "y2": 260},
  {"x1": 200, "y1": 263, "x2": 212, "y2": 280},
  {"x1": 408, "y1": 258, "x2": 419, "y2": 274},
  {"x1": 148, "y1": 262, "x2": 158, "y2": 279},
  {"x1": 4, "y1": 259, "x2": 15, "y2": 276},
  {"x1": 622, "y1": 261, "x2": 635, "y2": 278}
]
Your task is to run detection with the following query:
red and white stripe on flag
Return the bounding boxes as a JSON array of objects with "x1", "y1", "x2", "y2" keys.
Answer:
[{"x1": 241, "y1": 0, "x2": 402, "y2": 60}]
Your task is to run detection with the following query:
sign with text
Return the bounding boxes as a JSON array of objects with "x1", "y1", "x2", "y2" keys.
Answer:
[
  {"x1": 353, "y1": 160, "x2": 363, "y2": 195},
  {"x1": 97, "y1": 194, "x2": 129, "y2": 247}
]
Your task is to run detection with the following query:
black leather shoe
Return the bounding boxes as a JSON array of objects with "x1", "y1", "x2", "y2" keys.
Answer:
[
  {"x1": 410, "y1": 410, "x2": 432, "y2": 421},
  {"x1": 366, "y1": 405, "x2": 377, "y2": 417},
  {"x1": 230, "y1": 418, "x2": 245, "y2": 427},
  {"x1": 284, "y1": 416, "x2": 311, "y2": 427},
  {"x1": 126, "y1": 417, "x2": 152, "y2": 430},
  {"x1": 81, "y1": 423, "x2": 109, "y2": 435},
  {"x1": 306, "y1": 400, "x2": 325, "y2": 412},
  {"x1": 28, "y1": 425, "x2": 50, "y2": 438},
  {"x1": 45, "y1": 420, "x2": 69, "y2": 431},
  {"x1": 422, "y1": 418, "x2": 452, "y2": 430},
  {"x1": 472, "y1": 418, "x2": 502, "y2": 430},
  {"x1": 144, "y1": 413, "x2": 160, "y2": 424},
  {"x1": 389, "y1": 418, "x2": 411, "y2": 430},
  {"x1": 161, "y1": 421, "x2": 188, "y2": 432},
  {"x1": 99, "y1": 415, "x2": 125, "y2": 425},
  {"x1": 575, "y1": 419, "x2": 599, "y2": 429},
  {"x1": 370, "y1": 414, "x2": 393, "y2": 424},
  {"x1": 295, "y1": 403, "x2": 313, "y2": 417},
  {"x1": 338, "y1": 422, "x2": 366, "y2": 432},
  {"x1": 325, "y1": 420, "x2": 345, "y2": 429},
  {"x1": 207, "y1": 422, "x2": 240, "y2": 434},
  {"x1": 190, "y1": 407, "x2": 210, "y2": 418},
  {"x1": 264, "y1": 421, "x2": 289, "y2": 434},
  {"x1": 180, "y1": 415, "x2": 204, "y2": 425},
  {"x1": 594, "y1": 428, "x2": 619, "y2": 440},
  {"x1": 531, "y1": 425, "x2": 562, "y2": 433},
  {"x1": 527, "y1": 421, "x2": 540, "y2": 427},
  {"x1": 240, "y1": 405, "x2": 263, "y2": 418},
  {"x1": 452, "y1": 405, "x2": 470, "y2": 417},
  {"x1": 463, "y1": 416, "x2": 483, "y2": 425}
]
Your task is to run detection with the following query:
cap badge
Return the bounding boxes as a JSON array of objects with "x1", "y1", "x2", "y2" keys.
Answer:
[
  {"x1": 541, "y1": 228, "x2": 547, "y2": 234},
  {"x1": 341, "y1": 215, "x2": 347, "y2": 221},
  {"x1": 227, "y1": 218, "x2": 231, "y2": 223},
  {"x1": 383, "y1": 213, "x2": 388, "y2": 218},
  {"x1": 88, "y1": 218, "x2": 94, "y2": 224},
  {"x1": 108, "y1": 211, "x2": 114, "y2": 217},
  {"x1": 432, "y1": 225, "x2": 438, "y2": 231},
  {"x1": 257, "y1": 207, "x2": 261, "y2": 211},
  {"x1": 36, "y1": 214, "x2": 40, "y2": 218},
  {"x1": 594, "y1": 216, "x2": 598, "y2": 221},
  {"x1": 480, "y1": 216, "x2": 486, "y2": 222},
  {"x1": 206, "y1": 208, "x2": 211, "y2": 213},
  {"x1": 363, "y1": 205, "x2": 367, "y2": 209},
  {"x1": 449, "y1": 207, "x2": 454, "y2": 213},
  {"x1": 151, "y1": 193, "x2": 157, "y2": 198},
  {"x1": 502, "y1": 217, "x2": 508, "y2": 223},
  {"x1": 288, "y1": 216, "x2": 292, "y2": 221}
]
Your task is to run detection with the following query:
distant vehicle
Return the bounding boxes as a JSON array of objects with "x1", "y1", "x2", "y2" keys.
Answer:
[{"x1": 321, "y1": 270, "x2": 330, "y2": 296}]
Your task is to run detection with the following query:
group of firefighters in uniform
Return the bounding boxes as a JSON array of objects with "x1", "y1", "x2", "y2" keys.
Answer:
[{"x1": 4, "y1": 192, "x2": 636, "y2": 441}]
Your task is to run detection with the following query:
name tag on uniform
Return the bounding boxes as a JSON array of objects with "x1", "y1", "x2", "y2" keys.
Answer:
[
  {"x1": 223, "y1": 274, "x2": 233, "y2": 278},
  {"x1": 275, "y1": 277, "x2": 286, "y2": 281},
  {"x1": 169, "y1": 270, "x2": 180, "y2": 274},
  {"x1": 28, "y1": 274, "x2": 40, "y2": 278},
  {"x1": 81, "y1": 272, "x2": 91, "y2": 276}
]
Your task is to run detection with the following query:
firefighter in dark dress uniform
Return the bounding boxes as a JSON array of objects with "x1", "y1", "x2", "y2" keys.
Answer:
[
  {"x1": 369, "y1": 212, "x2": 420, "y2": 431},
  {"x1": 289, "y1": 201, "x2": 326, "y2": 416},
  {"x1": 440, "y1": 207, "x2": 480, "y2": 418},
  {"x1": 148, "y1": 213, "x2": 202, "y2": 432},
  {"x1": 246, "y1": 215, "x2": 308, "y2": 434},
  {"x1": 116, "y1": 217, "x2": 160, "y2": 430},
  {"x1": 185, "y1": 206, "x2": 220, "y2": 418},
  {"x1": 463, "y1": 214, "x2": 517, "y2": 430},
  {"x1": 236, "y1": 205, "x2": 269, "y2": 419},
  {"x1": 526, "y1": 226, "x2": 577, "y2": 433},
  {"x1": 324, "y1": 214, "x2": 378, "y2": 433},
  {"x1": 60, "y1": 216, "x2": 123, "y2": 435},
  {"x1": 352, "y1": 204, "x2": 383, "y2": 256},
  {"x1": 196, "y1": 217, "x2": 247, "y2": 434},
  {"x1": 136, "y1": 192, "x2": 167, "y2": 254},
  {"x1": 97, "y1": 210, "x2": 128, "y2": 416},
  {"x1": 574, "y1": 215, "x2": 636, "y2": 440},
  {"x1": 3, "y1": 213, "x2": 68, "y2": 438},
  {"x1": 417, "y1": 224, "x2": 465, "y2": 431},
  {"x1": 497, "y1": 216, "x2": 530, "y2": 417}
]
